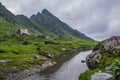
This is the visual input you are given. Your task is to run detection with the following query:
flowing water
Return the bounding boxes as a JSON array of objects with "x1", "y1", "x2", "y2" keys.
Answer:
[{"x1": 23, "y1": 50, "x2": 91, "y2": 80}]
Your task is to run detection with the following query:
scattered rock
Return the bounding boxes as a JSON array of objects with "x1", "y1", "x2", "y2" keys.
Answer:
[
  {"x1": 105, "y1": 65, "x2": 113, "y2": 72},
  {"x1": 12, "y1": 50, "x2": 20, "y2": 54},
  {"x1": 81, "y1": 60, "x2": 86, "y2": 63},
  {"x1": 62, "y1": 48, "x2": 66, "y2": 51},
  {"x1": 44, "y1": 40, "x2": 60, "y2": 45},
  {"x1": 91, "y1": 72, "x2": 116, "y2": 80},
  {"x1": 48, "y1": 54, "x2": 54, "y2": 58},
  {"x1": 0, "y1": 49, "x2": 7, "y2": 53},
  {"x1": 45, "y1": 36, "x2": 50, "y2": 39},
  {"x1": 0, "y1": 60, "x2": 11, "y2": 63},
  {"x1": 41, "y1": 60, "x2": 56, "y2": 69},
  {"x1": 33, "y1": 54, "x2": 40, "y2": 59}
]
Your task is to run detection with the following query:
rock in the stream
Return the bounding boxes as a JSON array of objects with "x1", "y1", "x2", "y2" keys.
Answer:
[
  {"x1": 91, "y1": 72, "x2": 116, "y2": 80},
  {"x1": 81, "y1": 60, "x2": 86, "y2": 63},
  {"x1": 86, "y1": 50, "x2": 102, "y2": 69}
]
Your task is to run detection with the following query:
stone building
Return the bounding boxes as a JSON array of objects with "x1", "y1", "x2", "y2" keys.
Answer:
[{"x1": 17, "y1": 28, "x2": 30, "y2": 35}]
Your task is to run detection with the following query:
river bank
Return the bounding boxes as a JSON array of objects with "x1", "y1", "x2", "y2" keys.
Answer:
[
  {"x1": 23, "y1": 50, "x2": 91, "y2": 80},
  {"x1": 6, "y1": 60, "x2": 55, "y2": 80},
  {"x1": 6, "y1": 48, "x2": 90, "y2": 80}
]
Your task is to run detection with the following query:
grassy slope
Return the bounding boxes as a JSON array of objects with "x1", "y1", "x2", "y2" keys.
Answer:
[{"x1": 0, "y1": 17, "x2": 17, "y2": 37}]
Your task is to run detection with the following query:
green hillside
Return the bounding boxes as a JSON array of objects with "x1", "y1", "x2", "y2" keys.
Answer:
[{"x1": 0, "y1": 17, "x2": 17, "y2": 37}]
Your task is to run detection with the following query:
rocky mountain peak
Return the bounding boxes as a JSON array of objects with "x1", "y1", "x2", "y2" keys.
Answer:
[
  {"x1": 36, "y1": 12, "x2": 41, "y2": 15},
  {"x1": 0, "y1": 2, "x2": 2, "y2": 5},
  {"x1": 16, "y1": 15, "x2": 29, "y2": 22},
  {"x1": 42, "y1": 9, "x2": 50, "y2": 14},
  {"x1": 30, "y1": 14, "x2": 36, "y2": 19},
  {"x1": 0, "y1": 2, "x2": 3, "y2": 6},
  {"x1": 41, "y1": 9, "x2": 55, "y2": 18},
  {"x1": 31, "y1": 9, "x2": 52, "y2": 18},
  {"x1": 0, "y1": 2, "x2": 5, "y2": 9}
]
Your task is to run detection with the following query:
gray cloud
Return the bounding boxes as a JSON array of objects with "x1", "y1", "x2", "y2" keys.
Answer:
[{"x1": 1, "y1": 0, "x2": 120, "y2": 40}]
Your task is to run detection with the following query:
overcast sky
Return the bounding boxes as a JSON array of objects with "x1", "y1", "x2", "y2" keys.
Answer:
[{"x1": 1, "y1": 0, "x2": 120, "y2": 41}]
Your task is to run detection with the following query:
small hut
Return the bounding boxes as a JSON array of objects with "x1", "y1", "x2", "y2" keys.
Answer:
[{"x1": 17, "y1": 28, "x2": 30, "y2": 35}]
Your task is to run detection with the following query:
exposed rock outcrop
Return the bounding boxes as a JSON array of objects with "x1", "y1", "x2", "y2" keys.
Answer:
[
  {"x1": 0, "y1": 60, "x2": 11, "y2": 63},
  {"x1": 91, "y1": 72, "x2": 116, "y2": 80},
  {"x1": 86, "y1": 36, "x2": 120, "y2": 69}
]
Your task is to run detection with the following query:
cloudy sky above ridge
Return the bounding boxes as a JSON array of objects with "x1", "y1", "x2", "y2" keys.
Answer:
[{"x1": 1, "y1": 0, "x2": 120, "y2": 40}]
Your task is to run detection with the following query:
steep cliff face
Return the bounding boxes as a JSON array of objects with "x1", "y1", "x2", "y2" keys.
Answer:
[{"x1": 86, "y1": 36, "x2": 120, "y2": 69}]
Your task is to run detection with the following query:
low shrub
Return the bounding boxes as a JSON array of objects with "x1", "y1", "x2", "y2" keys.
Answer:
[{"x1": 112, "y1": 60, "x2": 120, "y2": 80}]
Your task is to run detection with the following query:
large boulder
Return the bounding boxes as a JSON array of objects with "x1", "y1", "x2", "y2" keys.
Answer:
[
  {"x1": 86, "y1": 50, "x2": 102, "y2": 69},
  {"x1": 91, "y1": 72, "x2": 116, "y2": 80},
  {"x1": 86, "y1": 36, "x2": 120, "y2": 69}
]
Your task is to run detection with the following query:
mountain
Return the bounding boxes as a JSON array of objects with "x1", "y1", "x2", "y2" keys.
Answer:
[
  {"x1": 0, "y1": 2, "x2": 92, "y2": 40},
  {"x1": 0, "y1": 3, "x2": 25, "y2": 26},
  {"x1": 30, "y1": 9, "x2": 92, "y2": 39}
]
